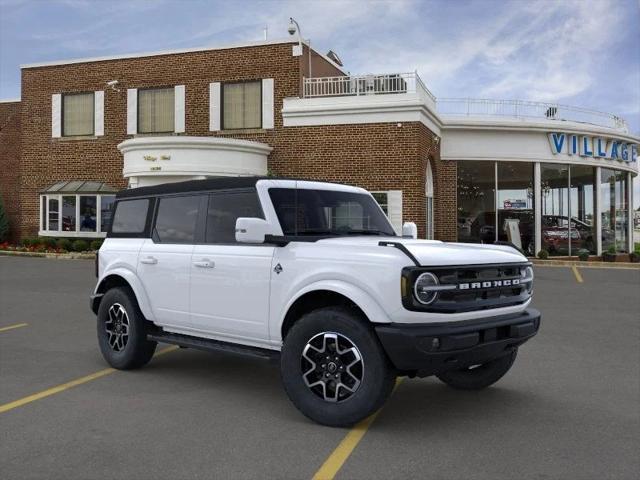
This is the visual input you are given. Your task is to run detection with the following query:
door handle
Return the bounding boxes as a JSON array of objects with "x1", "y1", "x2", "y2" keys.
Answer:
[
  {"x1": 140, "y1": 256, "x2": 158, "y2": 265},
  {"x1": 193, "y1": 259, "x2": 215, "y2": 269}
]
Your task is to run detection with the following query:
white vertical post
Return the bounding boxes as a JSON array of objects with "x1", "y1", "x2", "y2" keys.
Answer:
[
  {"x1": 94, "y1": 91, "x2": 104, "y2": 136},
  {"x1": 628, "y1": 172, "x2": 633, "y2": 253},
  {"x1": 534, "y1": 162, "x2": 541, "y2": 255},
  {"x1": 595, "y1": 167, "x2": 602, "y2": 256}
]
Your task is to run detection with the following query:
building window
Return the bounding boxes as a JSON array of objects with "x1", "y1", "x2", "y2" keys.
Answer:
[
  {"x1": 371, "y1": 192, "x2": 388, "y2": 214},
  {"x1": 138, "y1": 87, "x2": 175, "y2": 133},
  {"x1": 425, "y1": 161, "x2": 434, "y2": 240},
  {"x1": 39, "y1": 181, "x2": 117, "y2": 237},
  {"x1": 457, "y1": 161, "x2": 496, "y2": 245},
  {"x1": 62, "y1": 92, "x2": 94, "y2": 136},
  {"x1": 222, "y1": 81, "x2": 261, "y2": 129},
  {"x1": 601, "y1": 169, "x2": 628, "y2": 253}
]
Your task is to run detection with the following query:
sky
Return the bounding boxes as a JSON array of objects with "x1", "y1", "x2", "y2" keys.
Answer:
[{"x1": 1, "y1": 0, "x2": 639, "y2": 205}]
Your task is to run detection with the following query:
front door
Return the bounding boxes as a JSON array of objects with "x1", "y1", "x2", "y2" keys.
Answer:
[{"x1": 189, "y1": 190, "x2": 274, "y2": 344}]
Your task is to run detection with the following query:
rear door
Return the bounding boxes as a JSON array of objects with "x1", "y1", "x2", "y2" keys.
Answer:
[
  {"x1": 189, "y1": 189, "x2": 274, "y2": 344},
  {"x1": 137, "y1": 194, "x2": 204, "y2": 330}
]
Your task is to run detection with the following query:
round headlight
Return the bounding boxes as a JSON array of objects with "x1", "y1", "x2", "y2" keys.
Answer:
[{"x1": 414, "y1": 272, "x2": 440, "y2": 305}]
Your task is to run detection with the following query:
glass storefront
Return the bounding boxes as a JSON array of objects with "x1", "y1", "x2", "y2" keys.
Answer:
[
  {"x1": 458, "y1": 160, "x2": 629, "y2": 256},
  {"x1": 601, "y1": 169, "x2": 629, "y2": 253}
]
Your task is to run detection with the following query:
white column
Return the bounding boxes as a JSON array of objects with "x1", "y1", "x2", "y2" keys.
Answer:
[
  {"x1": 595, "y1": 167, "x2": 602, "y2": 255},
  {"x1": 534, "y1": 162, "x2": 541, "y2": 255}
]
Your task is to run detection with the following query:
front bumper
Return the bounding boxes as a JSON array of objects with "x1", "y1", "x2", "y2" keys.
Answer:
[{"x1": 375, "y1": 308, "x2": 541, "y2": 377}]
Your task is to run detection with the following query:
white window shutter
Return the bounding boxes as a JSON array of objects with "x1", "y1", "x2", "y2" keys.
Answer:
[
  {"x1": 209, "y1": 82, "x2": 221, "y2": 131},
  {"x1": 51, "y1": 94, "x2": 62, "y2": 138},
  {"x1": 127, "y1": 88, "x2": 137, "y2": 135},
  {"x1": 262, "y1": 78, "x2": 274, "y2": 129},
  {"x1": 94, "y1": 91, "x2": 104, "y2": 136},
  {"x1": 386, "y1": 190, "x2": 403, "y2": 235},
  {"x1": 174, "y1": 85, "x2": 185, "y2": 133}
]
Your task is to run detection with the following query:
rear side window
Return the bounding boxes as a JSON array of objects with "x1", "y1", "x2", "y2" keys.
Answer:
[
  {"x1": 206, "y1": 190, "x2": 263, "y2": 244},
  {"x1": 154, "y1": 195, "x2": 201, "y2": 243},
  {"x1": 111, "y1": 199, "x2": 150, "y2": 234}
]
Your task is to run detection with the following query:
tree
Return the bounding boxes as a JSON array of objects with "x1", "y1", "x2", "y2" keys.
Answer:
[{"x1": 0, "y1": 194, "x2": 9, "y2": 242}]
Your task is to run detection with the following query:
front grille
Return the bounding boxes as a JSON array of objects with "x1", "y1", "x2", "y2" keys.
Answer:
[{"x1": 403, "y1": 263, "x2": 532, "y2": 313}]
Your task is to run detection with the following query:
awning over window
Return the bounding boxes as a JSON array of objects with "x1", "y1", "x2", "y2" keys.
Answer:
[{"x1": 41, "y1": 181, "x2": 118, "y2": 194}]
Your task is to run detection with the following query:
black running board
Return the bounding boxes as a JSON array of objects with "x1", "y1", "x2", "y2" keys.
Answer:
[{"x1": 147, "y1": 331, "x2": 280, "y2": 361}]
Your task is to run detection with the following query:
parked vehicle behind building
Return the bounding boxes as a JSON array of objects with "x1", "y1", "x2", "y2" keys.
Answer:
[{"x1": 90, "y1": 177, "x2": 541, "y2": 426}]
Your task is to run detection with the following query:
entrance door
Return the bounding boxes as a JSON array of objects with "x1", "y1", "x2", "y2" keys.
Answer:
[{"x1": 189, "y1": 190, "x2": 274, "y2": 344}]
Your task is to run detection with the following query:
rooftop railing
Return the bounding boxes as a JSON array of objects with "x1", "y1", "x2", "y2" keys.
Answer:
[
  {"x1": 301, "y1": 74, "x2": 628, "y2": 132},
  {"x1": 435, "y1": 98, "x2": 628, "y2": 132},
  {"x1": 303, "y1": 72, "x2": 436, "y2": 103}
]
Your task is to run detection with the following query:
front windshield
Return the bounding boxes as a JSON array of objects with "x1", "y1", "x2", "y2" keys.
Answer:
[{"x1": 268, "y1": 188, "x2": 396, "y2": 237}]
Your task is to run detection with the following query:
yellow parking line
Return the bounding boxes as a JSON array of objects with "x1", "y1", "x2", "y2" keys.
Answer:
[
  {"x1": 312, "y1": 378, "x2": 404, "y2": 480},
  {"x1": 0, "y1": 323, "x2": 28, "y2": 333},
  {"x1": 0, "y1": 345, "x2": 178, "y2": 414},
  {"x1": 571, "y1": 265, "x2": 584, "y2": 283}
]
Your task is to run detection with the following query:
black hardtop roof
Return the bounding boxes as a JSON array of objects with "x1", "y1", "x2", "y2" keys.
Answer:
[{"x1": 115, "y1": 176, "x2": 336, "y2": 199}]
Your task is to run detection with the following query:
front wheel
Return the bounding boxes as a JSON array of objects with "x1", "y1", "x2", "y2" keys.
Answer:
[
  {"x1": 280, "y1": 307, "x2": 396, "y2": 427},
  {"x1": 436, "y1": 349, "x2": 518, "y2": 390},
  {"x1": 97, "y1": 287, "x2": 157, "y2": 370}
]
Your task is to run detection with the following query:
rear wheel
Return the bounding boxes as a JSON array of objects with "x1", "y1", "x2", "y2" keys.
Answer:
[
  {"x1": 280, "y1": 306, "x2": 396, "y2": 427},
  {"x1": 436, "y1": 349, "x2": 518, "y2": 390},
  {"x1": 97, "y1": 287, "x2": 157, "y2": 370}
]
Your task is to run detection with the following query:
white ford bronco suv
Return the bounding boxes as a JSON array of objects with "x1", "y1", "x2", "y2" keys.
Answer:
[{"x1": 91, "y1": 177, "x2": 540, "y2": 426}]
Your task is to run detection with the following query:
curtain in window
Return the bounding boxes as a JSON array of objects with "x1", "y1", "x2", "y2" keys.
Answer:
[
  {"x1": 138, "y1": 88, "x2": 175, "y2": 133},
  {"x1": 63, "y1": 93, "x2": 94, "y2": 136},
  {"x1": 223, "y1": 82, "x2": 261, "y2": 129}
]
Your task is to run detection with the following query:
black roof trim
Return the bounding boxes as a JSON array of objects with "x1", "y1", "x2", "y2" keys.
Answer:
[{"x1": 115, "y1": 176, "x2": 315, "y2": 199}]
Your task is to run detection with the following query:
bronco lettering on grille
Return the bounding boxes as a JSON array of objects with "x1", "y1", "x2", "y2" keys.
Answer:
[{"x1": 458, "y1": 278, "x2": 520, "y2": 290}]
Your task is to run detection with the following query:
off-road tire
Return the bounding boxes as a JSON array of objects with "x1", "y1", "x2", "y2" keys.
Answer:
[
  {"x1": 280, "y1": 306, "x2": 396, "y2": 427},
  {"x1": 97, "y1": 287, "x2": 157, "y2": 370},
  {"x1": 436, "y1": 349, "x2": 518, "y2": 390}
]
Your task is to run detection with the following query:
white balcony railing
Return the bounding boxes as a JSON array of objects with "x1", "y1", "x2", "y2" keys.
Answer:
[
  {"x1": 436, "y1": 98, "x2": 628, "y2": 132},
  {"x1": 303, "y1": 72, "x2": 436, "y2": 102}
]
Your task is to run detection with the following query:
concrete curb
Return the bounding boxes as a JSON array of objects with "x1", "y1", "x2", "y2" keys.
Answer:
[
  {"x1": 531, "y1": 259, "x2": 640, "y2": 270},
  {"x1": 0, "y1": 250, "x2": 95, "y2": 260}
]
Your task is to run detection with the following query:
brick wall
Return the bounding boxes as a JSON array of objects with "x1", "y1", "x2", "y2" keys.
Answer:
[
  {"x1": 12, "y1": 40, "x2": 447, "y2": 241},
  {"x1": 0, "y1": 101, "x2": 21, "y2": 241}
]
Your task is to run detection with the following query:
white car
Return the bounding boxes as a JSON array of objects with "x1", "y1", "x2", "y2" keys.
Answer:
[{"x1": 91, "y1": 177, "x2": 540, "y2": 427}]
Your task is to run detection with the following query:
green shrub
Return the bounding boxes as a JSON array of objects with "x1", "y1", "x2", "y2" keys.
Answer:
[
  {"x1": 56, "y1": 238, "x2": 72, "y2": 251},
  {"x1": 0, "y1": 195, "x2": 9, "y2": 243},
  {"x1": 577, "y1": 249, "x2": 589, "y2": 261},
  {"x1": 606, "y1": 245, "x2": 616, "y2": 254},
  {"x1": 537, "y1": 249, "x2": 549, "y2": 260},
  {"x1": 71, "y1": 239, "x2": 89, "y2": 252},
  {"x1": 21, "y1": 237, "x2": 34, "y2": 247},
  {"x1": 40, "y1": 237, "x2": 58, "y2": 249},
  {"x1": 89, "y1": 239, "x2": 103, "y2": 251}
]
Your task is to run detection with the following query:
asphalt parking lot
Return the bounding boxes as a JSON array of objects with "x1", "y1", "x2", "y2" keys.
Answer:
[{"x1": 1, "y1": 256, "x2": 638, "y2": 480}]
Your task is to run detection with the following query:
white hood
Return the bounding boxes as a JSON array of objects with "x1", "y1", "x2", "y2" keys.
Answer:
[{"x1": 317, "y1": 237, "x2": 528, "y2": 266}]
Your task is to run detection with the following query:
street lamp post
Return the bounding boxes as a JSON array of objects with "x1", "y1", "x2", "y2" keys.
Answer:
[{"x1": 288, "y1": 17, "x2": 312, "y2": 94}]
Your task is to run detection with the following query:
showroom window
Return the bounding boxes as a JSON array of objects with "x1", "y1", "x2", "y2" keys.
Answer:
[
  {"x1": 601, "y1": 168, "x2": 629, "y2": 253},
  {"x1": 222, "y1": 81, "x2": 261, "y2": 129},
  {"x1": 138, "y1": 87, "x2": 175, "y2": 133},
  {"x1": 39, "y1": 181, "x2": 117, "y2": 237},
  {"x1": 62, "y1": 92, "x2": 94, "y2": 136},
  {"x1": 457, "y1": 161, "x2": 496, "y2": 245}
]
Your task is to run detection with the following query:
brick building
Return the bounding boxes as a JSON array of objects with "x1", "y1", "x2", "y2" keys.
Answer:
[{"x1": 1, "y1": 37, "x2": 638, "y2": 255}]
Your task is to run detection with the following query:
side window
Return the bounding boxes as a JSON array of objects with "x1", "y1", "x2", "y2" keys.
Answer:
[
  {"x1": 206, "y1": 190, "x2": 263, "y2": 244},
  {"x1": 154, "y1": 195, "x2": 201, "y2": 244},
  {"x1": 111, "y1": 199, "x2": 149, "y2": 234}
]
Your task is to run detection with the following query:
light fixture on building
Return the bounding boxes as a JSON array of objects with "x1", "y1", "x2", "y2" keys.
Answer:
[
  {"x1": 288, "y1": 17, "x2": 312, "y2": 78},
  {"x1": 106, "y1": 80, "x2": 120, "y2": 93}
]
